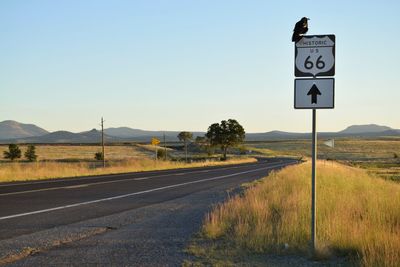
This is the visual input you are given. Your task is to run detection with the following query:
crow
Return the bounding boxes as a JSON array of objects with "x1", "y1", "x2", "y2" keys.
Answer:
[{"x1": 292, "y1": 17, "x2": 309, "y2": 42}]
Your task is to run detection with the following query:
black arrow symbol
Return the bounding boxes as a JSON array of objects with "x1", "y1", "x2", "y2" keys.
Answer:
[{"x1": 307, "y1": 84, "x2": 321, "y2": 104}]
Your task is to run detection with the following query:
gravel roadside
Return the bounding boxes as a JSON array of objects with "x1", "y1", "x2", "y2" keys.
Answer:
[{"x1": 3, "y1": 174, "x2": 248, "y2": 266}]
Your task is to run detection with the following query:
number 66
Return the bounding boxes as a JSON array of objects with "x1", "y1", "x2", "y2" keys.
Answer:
[{"x1": 304, "y1": 56, "x2": 325, "y2": 70}]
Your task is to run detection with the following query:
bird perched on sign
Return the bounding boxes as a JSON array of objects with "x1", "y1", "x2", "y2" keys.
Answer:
[{"x1": 292, "y1": 17, "x2": 310, "y2": 42}]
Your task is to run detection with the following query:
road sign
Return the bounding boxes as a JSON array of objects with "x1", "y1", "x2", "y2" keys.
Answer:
[
  {"x1": 295, "y1": 35, "x2": 335, "y2": 77},
  {"x1": 151, "y1": 138, "x2": 160, "y2": 146},
  {"x1": 294, "y1": 78, "x2": 334, "y2": 109},
  {"x1": 293, "y1": 32, "x2": 336, "y2": 255},
  {"x1": 323, "y1": 139, "x2": 335, "y2": 148}
]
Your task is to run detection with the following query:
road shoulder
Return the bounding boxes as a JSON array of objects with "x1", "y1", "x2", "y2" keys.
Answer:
[{"x1": 2, "y1": 174, "x2": 245, "y2": 266}]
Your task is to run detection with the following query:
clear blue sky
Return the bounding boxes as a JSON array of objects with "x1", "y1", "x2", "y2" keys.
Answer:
[{"x1": 1, "y1": 0, "x2": 399, "y2": 133}]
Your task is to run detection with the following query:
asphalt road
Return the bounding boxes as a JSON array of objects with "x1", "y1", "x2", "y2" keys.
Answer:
[{"x1": 0, "y1": 158, "x2": 297, "y2": 265}]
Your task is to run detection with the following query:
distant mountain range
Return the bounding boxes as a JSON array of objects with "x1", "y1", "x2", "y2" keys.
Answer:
[
  {"x1": 338, "y1": 124, "x2": 393, "y2": 134},
  {"x1": 104, "y1": 127, "x2": 205, "y2": 141},
  {"x1": 0, "y1": 120, "x2": 49, "y2": 139},
  {"x1": 0, "y1": 120, "x2": 399, "y2": 144},
  {"x1": 10, "y1": 129, "x2": 119, "y2": 144}
]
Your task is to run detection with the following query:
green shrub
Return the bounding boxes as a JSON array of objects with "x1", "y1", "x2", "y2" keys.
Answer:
[
  {"x1": 4, "y1": 144, "x2": 22, "y2": 161},
  {"x1": 157, "y1": 149, "x2": 166, "y2": 160},
  {"x1": 94, "y1": 152, "x2": 104, "y2": 160},
  {"x1": 24, "y1": 145, "x2": 38, "y2": 162}
]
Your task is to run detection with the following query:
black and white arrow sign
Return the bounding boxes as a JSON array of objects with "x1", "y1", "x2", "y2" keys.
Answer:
[
  {"x1": 307, "y1": 84, "x2": 322, "y2": 104},
  {"x1": 294, "y1": 78, "x2": 334, "y2": 109}
]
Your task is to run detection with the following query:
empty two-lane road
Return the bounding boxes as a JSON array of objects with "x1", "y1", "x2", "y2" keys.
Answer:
[{"x1": 0, "y1": 158, "x2": 297, "y2": 241}]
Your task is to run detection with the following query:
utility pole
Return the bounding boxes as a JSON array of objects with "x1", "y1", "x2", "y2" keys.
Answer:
[
  {"x1": 186, "y1": 141, "x2": 189, "y2": 163},
  {"x1": 164, "y1": 132, "x2": 167, "y2": 161},
  {"x1": 101, "y1": 117, "x2": 105, "y2": 168}
]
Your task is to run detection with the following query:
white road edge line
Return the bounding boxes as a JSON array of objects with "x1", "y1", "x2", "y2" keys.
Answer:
[
  {"x1": 0, "y1": 163, "x2": 291, "y2": 221},
  {"x1": 0, "y1": 161, "x2": 285, "y2": 196},
  {"x1": 0, "y1": 162, "x2": 265, "y2": 188},
  {"x1": 0, "y1": 168, "x2": 241, "y2": 196}
]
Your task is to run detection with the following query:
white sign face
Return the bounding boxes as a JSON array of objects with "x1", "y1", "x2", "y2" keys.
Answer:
[
  {"x1": 295, "y1": 35, "x2": 335, "y2": 77},
  {"x1": 294, "y1": 78, "x2": 334, "y2": 109},
  {"x1": 323, "y1": 139, "x2": 335, "y2": 148}
]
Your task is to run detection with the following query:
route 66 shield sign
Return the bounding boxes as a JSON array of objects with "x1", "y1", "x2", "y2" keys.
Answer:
[{"x1": 295, "y1": 35, "x2": 335, "y2": 77}]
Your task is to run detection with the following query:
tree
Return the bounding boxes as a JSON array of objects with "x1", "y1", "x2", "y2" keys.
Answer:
[
  {"x1": 195, "y1": 136, "x2": 207, "y2": 148},
  {"x1": 3, "y1": 144, "x2": 22, "y2": 161},
  {"x1": 206, "y1": 119, "x2": 245, "y2": 160},
  {"x1": 157, "y1": 149, "x2": 166, "y2": 160},
  {"x1": 177, "y1": 131, "x2": 193, "y2": 162},
  {"x1": 94, "y1": 152, "x2": 104, "y2": 161},
  {"x1": 24, "y1": 145, "x2": 38, "y2": 162},
  {"x1": 195, "y1": 136, "x2": 213, "y2": 156}
]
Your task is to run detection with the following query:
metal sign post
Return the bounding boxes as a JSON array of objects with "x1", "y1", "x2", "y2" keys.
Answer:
[
  {"x1": 101, "y1": 117, "x2": 105, "y2": 168},
  {"x1": 151, "y1": 138, "x2": 161, "y2": 162},
  {"x1": 311, "y1": 108, "x2": 317, "y2": 251},
  {"x1": 294, "y1": 34, "x2": 335, "y2": 255}
]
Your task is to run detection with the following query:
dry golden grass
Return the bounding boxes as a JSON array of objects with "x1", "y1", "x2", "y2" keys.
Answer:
[
  {"x1": 203, "y1": 161, "x2": 400, "y2": 266},
  {"x1": 248, "y1": 139, "x2": 400, "y2": 160},
  {"x1": 0, "y1": 157, "x2": 256, "y2": 183},
  {"x1": 247, "y1": 139, "x2": 400, "y2": 182},
  {"x1": 137, "y1": 144, "x2": 174, "y2": 151},
  {"x1": 0, "y1": 145, "x2": 148, "y2": 161}
]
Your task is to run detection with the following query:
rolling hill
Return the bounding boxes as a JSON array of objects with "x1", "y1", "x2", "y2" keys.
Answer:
[
  {"x1": 0, "y1": 120, "x2": 48, "y2": 140},
  {"x1": 0, "y1": 120, "x2": 399, "y2": 143},
  {"x1": 339, "y1": 124, "x2": 393, "y2": 134},
  {"x1": 104, "y1": 127, "x2": 204, "y2": 141},
  {"x1": 6, "y1": 129, "x2": 117, "y2": 144}
]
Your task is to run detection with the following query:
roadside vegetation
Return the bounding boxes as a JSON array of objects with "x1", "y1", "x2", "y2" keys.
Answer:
[
  {"x1": 0, "y1": 140, "x2": 254, "y2": 183},
  {"x1": 0, "y1": 144, "x2": 149, "y2": 161},
  {"x1": 3, "y1": 144, "x2": 22, "y2": 161},
  {"x1": 246, "y1": 138, "x2": 400, "y2": 181},
  {"x1": 0, "y1": 157, "x2": 256, "y2": 183},
  {"x1": 178, "y1": 131, "x2": 193, "y2": 163},
  {"x1": 187, "y1": 161, "x2": 400, "y2": 266},
  {"x1": 206, "y1": 119, "x2": 245, "y2": 160},
  {"x1": 0, "y1": 119, "x2": 253, "y2": 183}
]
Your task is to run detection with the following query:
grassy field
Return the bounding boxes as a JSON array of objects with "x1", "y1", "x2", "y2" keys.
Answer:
[
  {"x1": 0, "y1": 144, "x2": 149, "y2": 161},
  {"x1": 0, "y1": 157, "x2": 256, "y2": 183},
  {"x1": 187, "y1": 161, "x2": 400, "y2": 266},
  {"x1": 0, "y1": 144, "x2": 256, "y2": 182},
  {"x1": 246, "y1": 138, "x2": 400, "y2": 160},
  {"x1": 246, "y1": 138, "x2": 400, "y2": 181},
  {"x1": 0, "y1": 143, "x2": 221, "y2": 162},
  {"x1": 1, "y1": 138, "x2": 399, "y2": 183}
]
